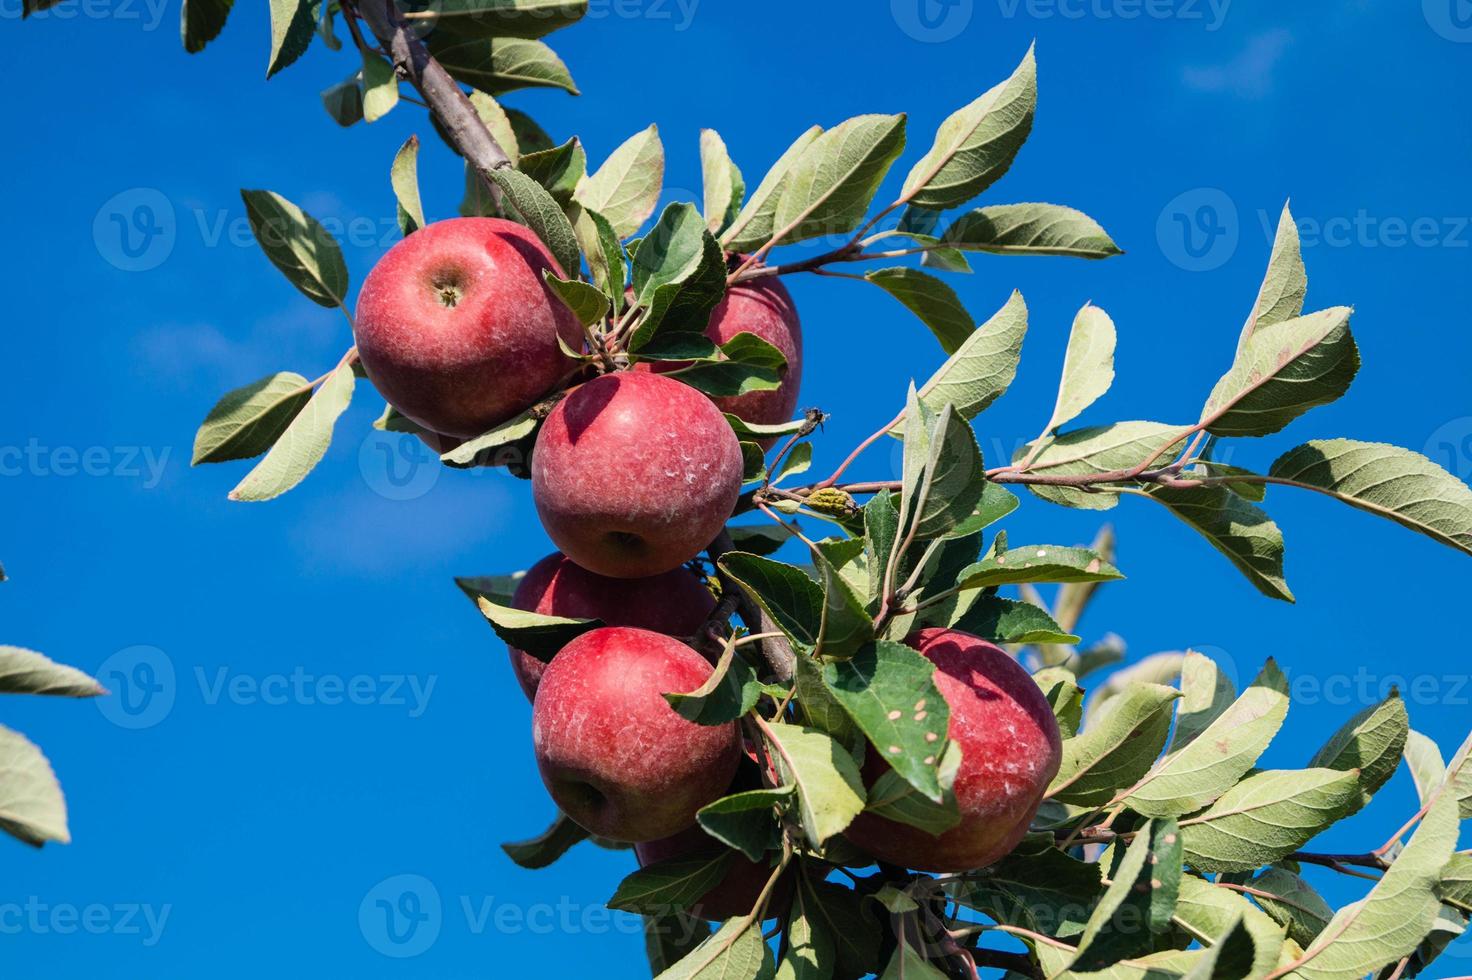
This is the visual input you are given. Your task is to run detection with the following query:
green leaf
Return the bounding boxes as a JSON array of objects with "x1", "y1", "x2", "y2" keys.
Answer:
[
  {"x1": 1404, "y1": 730, "x2": 1446, "y2": 806},
  {"x1": 1018, "y1": 421, "x2": 1188, "y2": 511},
  {"x1": 1269, "y1": 439, "x2": 1472, "y2": 558},
  {"x1": 761, "y1": 723, "x2": 866, "y2": 846},
  {"x1": 775, "y1": 886, "x2": 834, "y2": 980},
  {"x1": 500, "y1": 811, "x2": 589, "y2": 869},
  {"x1": 954, "y1": 842, "x2": 1103, "y2": 937},
  {"x1": 1141, "y1": 483, "x2": 1293, "y2": 602},
  {"x1": 862, "y1": 740, "x2": 962, "y2": 835},
  {"x1": 696, "y1": 788, "x2": 789, "y2": 862},
  {"x1": 1180, "y1": 914, "x2": 1259, "y2": 980},
  {"x1": 672, "y1": 336, "x2": 784, "y2": 397},
  {"x1": 543, "y1": 272, "x2": 608, "y2": 327},
  {"x1": 1048, "y1": 683, "x2": 1181, "y2": 806},
  {"x1": 1251, "y1": 866, "x2": 1333, "y2": 948},
  {"x1": 950, "y1": 596, "x2": 1078, "y2": 645},
  {"x1": 1072, "y1": 819, "x2": 1182, "y2": 969},
  {"x1": 908, "y1": 290, "x2": 1028, "y2": 423},
  {"x1": 901, "y1": 45, "x2": 1036, "y2": 210},
  {"x1": 361, "y1": 50, "x2": 398, "y2": 122},
  {"x1": 1291, "y1": 794, "x2": 1459, "y2": 980},
  {"x1": 956, "y1": 545, "x2": 1123, "y2": 590},
  {"x1": 822, "y1": 640, "x2": 951, "y2": 801},
  {"x1": 266, "y1": 0, "x2": 314, "y2": 77},
  {"x1": 484, "y1": 166, "x2": 582, "y2": 278},
  {"x1": 656, "y1": 917, "x2": 775, "y2": 979},
  {"x1": 391, "y1": 136, "x2": 426, "y2": 236},
  {"x1": 1239, "y1": 201, "x2": 1306, "y2": 353},
  {"x1": 1308, "y1": 692, "x2": 1408, "y2": 810},
  {"x1": 864, "y1": 268, "x2": 973, "y2": 355},
  {"x1": 902, "y1": 403, "x2": 987, "y2": 541},
  {"x1": 812, "y1": 543, "x2": 875, "y2": 659},
  {"x1": 447, "y1": 90, "x2": 522, "y2": 164},
  {"x1": 1125, "y1": 659, "x2": 1290, "y2": 818},
  {"x1": 575, "y1": 124, "x2": 664, "y2": 238},
  {"x1": 723, "y1": 125, "x2": 823, "y2": 253},
  {"x1": 1179, "y1": 768, "x2": 1365, "y2": 873},
  {"x1": 240, "y1": 190, "x2": 348, "y2": 308},
  {"x1": 440, "y1": 409, "x2": 540, "y2": 468},
  {"x1": 940, "y1": 202, "x2": 1124, "y2": 258},
  {"x1": 628, "y1": 203, "x2": 727, "y2": 347},
  {"x1": 0, "y1": 648, "x2": 104, "y2": 698},
  {"x1": 609, "y1": 851, "x2": 735, "y2": 915},
  {"x1": 799, "y1": 877, "x2": 881, "y2": 979},
  {"x1": 454, "y1": 572, "x2": 524, "y2": 607},
  {"x1": 718, "y1": 553, "x2": 823, "y2": 651},
  {"x1": 725, "y1": 524, "x2": 789, "y2": 557},
  {"x1": 772, "y1": 443, "x2": 812, "y2": 486},
  {"x1": 1081, "y1": 653, "x2": 1186, "y2": 728},
  {"x1": 182, "y1": 0, "x2": 233, "y2": 54},
  {"x1": 895, "y1": 205, "x2": 972, "y2": 273},
  {"x1": 1035, "y1": 668, "x2": 1084, "y2": 738},
  {"x1": 878, "y1": 944, "x2": 947, "y2": 980},
  {"x1": 771, "y1": 114, "x2": 908, "y2": 246},
  {"x1": 792, "y1": 652, "x2": 860, "y2": 752},
  {"x1": 664, "y1": 642, "x2": 760, "y2": 726},
  {"x1": 1044, "y1": 304, "x2": 1117, "y2": 433},
  {"x1": 1201, "y1": 307, "x2": 1360, "y2": 438},
  {"x1": 424, "y1": 0, "x2": 588, "y2": 39},
  {"x1": 1189, "y1": 460, "x2": 1268, "y2": 502},
  {"x1": 644, "y1": 914, "x2": 711, "y2": 976},
  {"x1": 946, "y1": 481, "x2": 1020, "y2": 538},
  {"x1": 1442, "y1": 853, "x2": 1472, "y2": 915},
  {"x1": 320, "y1": 74, "x2": 363, "y2": 127},
  {"x1": 517, "y1": 137, "x2": 586, "y2": 204},
  {"x1": 699, "y1": 129, "x2": 742, "y2": 233},
  {"x1": 426, "y1": 33, "x2": 578, "y2": 96},
  {"x1": 472, "y1": 595, "x2": 600, "y2": 662},
  {"x1": 228, "y1": 361, "x2": 354, "y2": 502},
  {"x1": 0, "y1": 724, "x2": 69, "y2": 847},
  {"x1": 1171, "y1": 874, "x2": 1287, "y2": 979},
  {"x1": 192, "y1": 372, "x2": 312, "y2": 465},
  {"x1": 569, "y1": 204, "x2": 627, "y2": 308}
]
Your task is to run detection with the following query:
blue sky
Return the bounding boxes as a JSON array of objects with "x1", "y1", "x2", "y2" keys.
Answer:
[{"x1": 5, "y1": 0, "x2": 1471, "y2": 975}]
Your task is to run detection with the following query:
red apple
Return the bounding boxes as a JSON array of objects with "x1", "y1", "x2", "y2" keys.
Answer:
[
  {"x1": 635, "y1": 824, "x2": 791, "y2": 921},
  {"x1": 507, "y1": 552, "x2": 716, "y2": 700},
  {"x1": 530, "y1": 371, "x2": 744, "y2": 578},
  {"x1": 844, "y1": 629, "x2": 1063, "y2": 872},
  {"x1": 354, "y1": 217, "x2": 583, "y2": 439},
  {"x1": 532, "y1": 627, "x2": 742, "y2": 842}
]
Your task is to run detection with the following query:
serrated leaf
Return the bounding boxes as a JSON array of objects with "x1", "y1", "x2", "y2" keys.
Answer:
[
  {"x1": 320, "y1": 74, "x2": 363, "y2": 127},
  {"x1": 1018, "y1": 421, "x2": 1188, "y2": 511},
  {"x1": 361, "y1": 50, "x2": 398, "y2": 122},
  {"x1": 1048, "y1": 683, "x2": 1181, "y2": 806},
  {"x1": 1172, "y1": 874, "x2": 1287, "y2": 978},
  {"x1": 771, "y1": 114, "x2": 907, "y2": 246},
  {"x1": 485, "y1": 166, "x2": 581, "y2": 277},
  {"x1": 1290, "y1": 794, "x2": 1459, "y2": 980},
  {"x1": 1035, "y1": 671, "x2": 1083, "y2": 740},
  {"x1": 0, "y1": 648, "x2": 105, "y2": 698},
  {"x1": 775, "y1": 887, "x2": 834, "y2": 980},
  {"x1": 800, "y1": 878, "x2": 881, "y2": 978},
  {"x1": 947, "y1": 592, "x2": 1079, "y2": 647},
  {"x1": 628, "y1": 203, "x2": 727, "y2": 347},
  {"x1": 1045, "y1": 304, "x2": 1117, "y2": 433},
  {"x1": 822, "y1": 640, "x2": 950, "y2": 801},
  {"x1": 1269, "y1": 439, "x2": 1472, "y2": 557},
  {"x1": 568, "y1": 204, "x2": 626, "y2": 308},
  {"x1": 182, "y1": 0, "x2": 233, "y2": 54},
  {"x1": 878, "y1": 944, "x2": 947, "y2": 980},
  {"x1": 1126, "y1": 659, "x2": 1289, "y2": 818},
  {"x1": 500, "y1": 811, "x2": 589, "y2": 869},
  {"x1": 956, "y1": 545, "x2": 1122, "y2": 590},
  {"x1": 0, "y1": 724, "x2": 69, "y2": 846},
  {"x1": 424, "y1": 0, "x2": 587, "y2": 39},
  {"x1": 903, "y1": 404, "x2": 986, "y2": 542},
  {"x1": 240, "y1": 190, "x2": 348, "y2": 308},
  {"x1": 1179, "y1": 768, "x2": 1364, "y2": 873},
  {"x1": 266, "y1": 0, "x2": 314, "y2": 77},
  {"x1": 427, "y1": 33, "x2": 578, "y2": 96},
  {"x1": 576, "y1": 124, "x2": 664, "y2": 238},
  {"x1": 228, "y1": 361, "x2": 354, "y2": 502},
  {"x1": 664, "y1": 641, "x2": 760, "y2": 726},
  {"x1": 954, "y1": 843, "x2": 1103, "y2": 937},
  {"x1": 454, "y1": 572, "x2": 525, "y2": 607},
  {"x1": 1308, "y1": 692, "x2": 1408, "y2": 809},
  {"x1": 610, "y1": 851, "x2": 735, "y2": 915},
  {"x1": 905, "y1": 290, "x2": 1028, "y2": 425},
  {"x1": 699, "y1": 129, "x2": 741, "y2": 233},
  {"x1": 1240, "y1": 201, "x2": 1306, "y2": 353},
  {"x1": 762, "y1": 723, "x2": 866, "y2": 846},
  {"x1": 440, "y1": 408, "x2": 540, "y2": 468},
  {"x1": 1141, "y1": 483, "x2": 1293, "y2": 602},
  {"x1": 719, "y1": 553, "x2": 823, "y2": 651},
  {"x1": 644, "y1": 913, "x2": 711, "y2": 976},
  {"x1": 722, "y1": 125, "x2": 823, "y2": 252},
  {"x1": 1072, "y1": 819, "x2": 1182, "y2": 969},
  {"x1": 940, "y1": 202, "x2": 1124, "y2": 258},
  {"x1": 1202, "y1": 307, "x2": 1359, "y2": 438},
  {"x1": 543, "y1": 272, "x2": 608, "y2": 327},
  {"x1": 864, "y1": 268, "x2": 973, "y2": 355},
  {"x1": 1252, "y1": 866, "x2": 1333, "y2": 948},
  {"x1": 472, "y1": 595, "x2": 600, "y2": 662},
  {"x1": 1404, "y1": 730, "x2": 1446, "y2": 806},
  {"x1": 696, "y1": 788, "x2": 789, "y2": 862},
  {"x1": 391, "y1": 136, "x2": 426, "y2": 236},
  {"x1": 812, "y1": 543, "x2": 874, "y2": 659},
  {"x1": 193, "y1": 372, "x2": 312, "y2": 465},
  {"x1": 901, "y1": 45, "x2": 1035, "y2": 210},
  {"x1": 1082, "y1": 652, "x2": 1186, "y2": 728},
  {"x1": 1441, "y1": 853, "x2": 1472, "y2": 915},
  {"x1": 516, "y1": 137, "x2": 586, "y2": 203},
  {"x1": 862, "y1": 740, "x2": 962, "y2": 835}
]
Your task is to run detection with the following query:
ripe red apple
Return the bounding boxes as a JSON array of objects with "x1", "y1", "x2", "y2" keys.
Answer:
[
  {"x1": 844, "y1": 629, "x2": 1063, "y2": 872},
  {"x1": 354, "y1": 217, "x2": 583, "y2": 439},
  {"x1": 507, "y1": 552, "x2": 716, "y2": 700},
  {"x1": 532, "y1": 627, "x2": 742, "y2": 842},
  {"x1": 530, "y1": 371, "x2": 744, "y2": 578},
  {"x1": 635, "y1": 825, "x2": 791, "y2": 921}
]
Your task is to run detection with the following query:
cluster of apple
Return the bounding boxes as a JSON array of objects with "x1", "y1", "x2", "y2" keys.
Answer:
[{"x1": 352, "y1": 215, "x2": 1061, "y2": 916}]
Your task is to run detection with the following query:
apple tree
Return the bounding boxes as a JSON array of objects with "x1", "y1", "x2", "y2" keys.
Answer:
[{"x1": 20, "y1": 1, "x2": 1472, "y2": 977}]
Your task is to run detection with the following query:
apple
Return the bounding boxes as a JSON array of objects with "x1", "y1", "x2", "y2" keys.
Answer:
[
  {"x1": 844, "y1": 629, "x2": 1063, "y2": 872},
  {"x1": 635, "y1": 825, "x2": 791, "y2": 921},
  {"x1": 354, "y1": 217, "x2": 584, "y2": 439},
  {"x1": 532, "y1": 626, "x2": 742, "y2": 842},
  {"x1": 530, "y1": 371, "x2": 744, "y2": 578},
  {"x1": 507, "y1": 552, "x2": 716, "y2": 700}
]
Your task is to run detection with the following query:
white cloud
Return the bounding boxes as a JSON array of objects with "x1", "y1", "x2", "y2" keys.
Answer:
[{"x1": 1182, "y1": 28, "x2": 1293, "y2": 100}]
